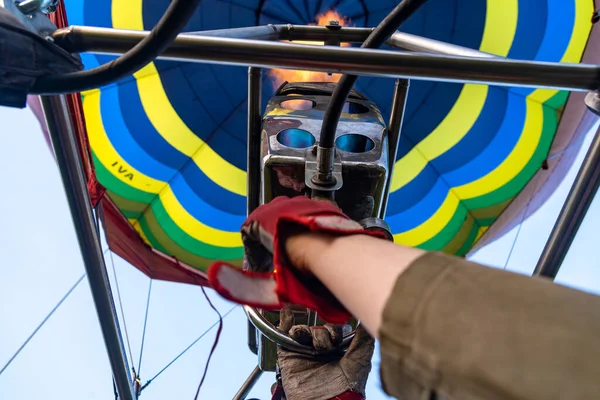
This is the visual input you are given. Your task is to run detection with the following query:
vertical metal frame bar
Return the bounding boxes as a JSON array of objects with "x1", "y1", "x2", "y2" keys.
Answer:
[
  {"x1": 247, "y1": 67, "x2": 262, "y2": 215},
  {"x1": 232, "y1": 366, "x2": 264, "y2": 400},
  {"x1": 40, "y1": 95, "x2": 136, "y2": 400},
  {"x1": 534, "y1": 113, "x2": 600, "y2": 278},
  {"x1": 246, "y1": 67, "x2": 262, "y2": 356},
  {"x1": 380, "y1": 79, "x2": 410, "y2": 219}
]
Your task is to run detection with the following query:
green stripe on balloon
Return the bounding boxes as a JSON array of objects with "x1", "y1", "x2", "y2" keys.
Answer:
[
  {"x1": 138, "y1": 210, "x2": 242, "y2": 271},
  {"x1": 463, "y1": 98, "x2": 558, "y2": 210},
  {"x1": 456, "y1": 222, "x2": 481, "y2": 257},
  {"x1": 149, "y1": 199, "x2": 243, "y2": 260},
  {"x1": 92, "y1": 152, "x2": 156, "y2": 204},
  {"x1": 417, "y1": 203, "x2": 469, "y2": 252}
]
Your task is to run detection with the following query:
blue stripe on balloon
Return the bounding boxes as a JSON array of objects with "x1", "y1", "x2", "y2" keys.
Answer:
[
  {"x1": 443, "y1": 92, "x2": 527, "y2": 187},
  {"x1": 432, "y1": 87, "x2": 509, "y2": 174},
  {"x1": 399, "y1": 82, "x2": 464, "y2": 159},
  {"x1": 158, "y1": 65, "x2": 248, "y2": 170},
  {"x1": 513, "y1": 0, "x2": 575, "y2": 97},
  {"x1": 178, "y1": 159, "x2": 246, "y2": 216},
  {"x1": 113, "y1": 81, "x2": 246, "y2": 216},
  {"x1": 386, "y1": 178, "x2": 450, "y2": 232},
  {"x1": 117, "y1": 80, "x2": 187, "y2": 171},
  {"x1": 451, "y1": 0, "x2": 487, "y2": 49},
  {"x1": 101, "y1": 87, "x2": 176, "y2": 182},
  {"x1": 385, "y1": 91, "x2": 525, "y2": 221},
  {"x1": 507, "y1": 0, "x2": 547, "y2": 60},
  {"x1": 101, "y1": 89, "x2": 244, "y2": 229},
  {"x1": 169, "y1": 174, "x2": 246, "y2": 231},
  {"x1": 386, "y1": 162, "x2": 439, "y2": 216}
]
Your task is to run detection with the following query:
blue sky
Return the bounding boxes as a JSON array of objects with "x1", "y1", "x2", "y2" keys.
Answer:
[{"x1": 0, "y1": 103, "x2": 598, "y2": 400}]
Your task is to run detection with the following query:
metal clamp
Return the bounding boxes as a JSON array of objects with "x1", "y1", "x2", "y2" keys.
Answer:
[{"x1": 305, "y1": 147, "x2": 343, "y2": 193}]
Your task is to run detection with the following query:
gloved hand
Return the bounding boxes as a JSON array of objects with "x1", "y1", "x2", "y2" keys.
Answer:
[
  {"x1": 208, "y1": 196, "x2": 385, "y2": 324},
  {"x1": 276, "y1": 305, "x2": 375, "y2": 400}
]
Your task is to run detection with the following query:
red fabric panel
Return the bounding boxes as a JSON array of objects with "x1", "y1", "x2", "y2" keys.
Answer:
[{"x1": 101, "y1": 196, "x2": 209, "y2": 286}]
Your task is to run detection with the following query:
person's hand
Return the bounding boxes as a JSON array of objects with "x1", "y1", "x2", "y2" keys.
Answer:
[
  {"x1": 207, "y1": 196, "x2": 385, "y2": 324},
  {"x1": 276, "y1": 305, "x2": 375, "y2": 400}
]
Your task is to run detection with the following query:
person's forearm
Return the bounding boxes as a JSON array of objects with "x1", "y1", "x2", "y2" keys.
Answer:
[
  {"x1": 285, "y1": 232, "x2": 424, "y2": 338},
  {"x1": 288, "y1": 233, "x2": 600, "y2": 400}
]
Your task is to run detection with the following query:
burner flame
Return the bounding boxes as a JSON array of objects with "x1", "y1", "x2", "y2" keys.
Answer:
[{"x1": 268, "y1": 10, "x2": 353, "y2": 90}]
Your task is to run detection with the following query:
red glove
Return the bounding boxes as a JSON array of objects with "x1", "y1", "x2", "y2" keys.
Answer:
[{"x1": 208, "y1": 196, "x2": 385, "y2": 324}]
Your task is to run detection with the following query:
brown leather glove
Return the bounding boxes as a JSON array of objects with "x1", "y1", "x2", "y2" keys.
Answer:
[{"x1": 276, "y1": 306, "x2": 375, "y2": 400}]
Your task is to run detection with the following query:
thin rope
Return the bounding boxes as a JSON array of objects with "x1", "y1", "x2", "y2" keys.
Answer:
[
  {"x1": 502, "y1": 173, "x2": 543, "y2": 270},
  {"x1": 502, "y1": 221, "x2": 524, "y2": 271},
  {"x1": 113, "y1": 379, "x2": 118, "y2": 400},
  {"x1": 94, "y1": 205, "x2": 135, "y2": 374},
  {"x1": 140, "y1": 304, "x2": 238, "y2": 391},
  {"x1": 0, "y1": 273, "x2": 86, "y2": 376},
  {"x1": 108, "y1": 250, "x2": 135, "y2": 370},
  {"x1": 137, "y1": 279, "x2": 153, "y2": 375},
  {"x1": 194, "y1": 287, "x2": 225, "y2": 400}
]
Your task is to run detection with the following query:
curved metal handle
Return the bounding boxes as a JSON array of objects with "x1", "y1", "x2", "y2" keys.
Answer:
[{"x1": 244, "y1": 306, "x2": 356, "y2": 355}]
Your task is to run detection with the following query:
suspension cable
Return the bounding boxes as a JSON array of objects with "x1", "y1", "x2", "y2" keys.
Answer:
[
  {"x1": 94, "y1": 205, "x2": 136, "y2": 370},
  {"x1": 502, "y1": 173, "x2": 544, "y2": 270},
  {"x1": 137, "y1": 279, "x2": 153, "y2": 375},
  {"x1": 0, "y1": 273, "x2": 86, "y2": 376},
  {"x1": 140, "y1": 304, "x2": 238, "y2": 391},
  {"x1": 108, "y1": 250, "x2": 135, "y2": 368}
]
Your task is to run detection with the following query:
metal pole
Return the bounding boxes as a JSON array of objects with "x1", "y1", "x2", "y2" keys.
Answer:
[
  {"x1": 246, "y1": 66, "x2": 262, "y2": 356},
  {"x1": 387, "y1": 31, "x2": 499, "y2": 59},
  {"x1": 40, "y1": 95, "x2": 136, "y2": 400},
  {"x1": 232, "y1": 366, "x2": 263, "y2": 400},
  {"x1": 534, "y1": 112, "x2": 600, "y2": 278},
  {"x1": 247, "y1": 67, "x2": 262, "y2": 215},
  {"x1": 190, "y1": 25, "x2": 282, "y2": 41},
  {"x1": 380, "y1": 79, "x2": 410, "y2": 219},
  {"x1": 50, "y1": 26, "x2": 600, "y2": 93}
]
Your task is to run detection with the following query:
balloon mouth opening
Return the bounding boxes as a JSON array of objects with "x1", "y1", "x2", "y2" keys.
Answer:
[
  {"x1": 280, "y1": 99, "x2": 316, "y2": 111},
  {"x1": 277, "y1": 128, "x2": 316, "y2": 149},
  {"x1": 336, "y1": 134, "x2": 375, "y2": 153},
  {"x1": 342, "y1": 102, "x2": 369, "y2": 114}
]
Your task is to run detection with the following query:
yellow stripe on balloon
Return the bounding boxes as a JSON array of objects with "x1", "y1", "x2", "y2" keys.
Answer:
[
  {"x1": 390, "y1": 85, "x2": 488, "y2": 191},
  {"x1": 83, "y1": 91, "x2": 166, "y2": 193},
  {"x1": 453, "y1": 0, "x2": 590, "y2": 200},
  {"x1": 479, "y1": 0, "x2": 519, "y2": 55},
  {"x1": 85, "y1": 88, "x2": 240, "y2": 245},
  {"x1": 453, "y1": 100, "x2": 544, "y2": 199},
  {"x1": 159, "y1": 189, "x2": 243, "y2": 247},
  {"x1": 112, "y1": 0, "x2": 247, "y2": 197},
  {"x1": 475, "y1": 226, "x2": 488, "y2": 243},
  {"x1": 529, "y1": 0, "x2": 593, "y2": 104},
  {"x1": 389, "y1": 0, "x2": 592, "y2": 247},
  {"x1": 393, "y1": 192, "x2": 460, "y2": 246},
  {"x1": 392, "y1": 99, "x2": 542, "y2": 246},
  {"x1": 390, "y1": 0, "x2": 517, "y2": 193},
  {"x1": 129, "y1": 218, "x2": 153, "y2": 247}
]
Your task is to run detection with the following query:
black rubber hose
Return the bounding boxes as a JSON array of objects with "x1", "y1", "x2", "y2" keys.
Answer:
[
  {"x1": 31, "y1": 0, "x2": 202, "y2": 94},
  {"x1": 318, "y1": 0, "x2": 428, "y2": 150}
]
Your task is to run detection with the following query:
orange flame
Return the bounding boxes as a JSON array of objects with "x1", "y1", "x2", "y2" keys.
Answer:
[
  {"x1": 315, "y1": 10, "x2": 352, "y2": 27},
  {"x1": 268, "y1": 10, "x2": 353, "y2": 90}
]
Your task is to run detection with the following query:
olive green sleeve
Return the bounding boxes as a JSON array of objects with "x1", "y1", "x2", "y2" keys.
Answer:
[{"x1": 377, "y1": 252, "x2": 600, "y2": 400}]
